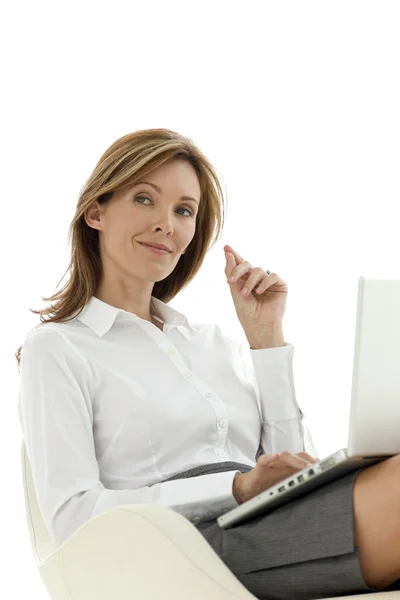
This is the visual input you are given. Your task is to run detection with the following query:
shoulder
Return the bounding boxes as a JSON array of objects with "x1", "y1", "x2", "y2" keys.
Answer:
[
  {"x1": 21, "y1": 323, "x2": 82, "y2": 365},
  {"x1": 23, "y1": 323, "x2": 62, "y2": 347}
]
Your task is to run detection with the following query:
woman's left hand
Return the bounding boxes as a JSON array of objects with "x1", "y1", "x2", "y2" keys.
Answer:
[{"x1": 224, "y1": 244, "x2": 289, "y2": 335}]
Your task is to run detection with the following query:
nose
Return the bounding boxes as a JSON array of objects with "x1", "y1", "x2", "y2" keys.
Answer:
[{"x1": 151, "y1": 212, "x2": 175, "y2": 235}]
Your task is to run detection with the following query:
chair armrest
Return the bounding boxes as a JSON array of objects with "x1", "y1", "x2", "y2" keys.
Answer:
[
  {"x1": 39, "y1": 504, "x2": 396, "y2": 600},
  {"x1": 39, "y1": 504, "x2": 257, "y2": 600}
]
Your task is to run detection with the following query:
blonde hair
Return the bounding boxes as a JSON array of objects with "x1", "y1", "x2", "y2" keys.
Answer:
[{"x1": 15, "y1": 128, "x2": 227, "y2": 370}]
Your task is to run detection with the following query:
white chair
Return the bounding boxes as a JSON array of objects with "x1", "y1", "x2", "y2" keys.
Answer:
[{"x1": 20, "y1": 441, "x2": 398, "y2": 600}]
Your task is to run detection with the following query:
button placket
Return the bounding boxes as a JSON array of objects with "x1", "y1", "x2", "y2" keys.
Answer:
[{"x1": 161, "y1": 347, "x2": 231, "y2": 459}]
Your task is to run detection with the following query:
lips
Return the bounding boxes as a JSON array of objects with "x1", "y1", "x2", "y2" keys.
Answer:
[
  {"x1": 139, "y1": 243, "x2": 171, "y2": 255},
  {"x1": 139, "y1": 242, "x2": 171, "y2": 252}
]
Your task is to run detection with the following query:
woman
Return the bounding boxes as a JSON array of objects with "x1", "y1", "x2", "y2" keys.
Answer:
[{"x1": 16, "y1": 128, "x2": 400, "y2": 598}]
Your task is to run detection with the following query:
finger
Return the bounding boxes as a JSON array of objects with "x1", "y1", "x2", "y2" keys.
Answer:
[
  {"x1": 227, "y1": 262, "x2": 253, "y2": 283},
  {"x1": 224, "y1": 245, "x2": 245, "y2": 264},
  {"x1": 239, "y1": 268, "x2": 268, "y2": 296},
  {"x1": 224, "y1": 252, "x2": 236, "y2": 279},
  {"x1": 296, "y1": 452, "x2": 319, "y2": 464},
  {"x1": 258, "y1": 453, "x2": 280, "y2": 465},
  {"x1": 297, "y1": 452, "x2": 318, "y2": 464},
  {"x1": 256, "y1": 454, "x2": 281, "y2": 473},
  {"x1": 254, "y1": 272, "x2": 273, "y2": 295},
  {"x1": 271, "y1": 451, "x2": 309, "y2": 470}
]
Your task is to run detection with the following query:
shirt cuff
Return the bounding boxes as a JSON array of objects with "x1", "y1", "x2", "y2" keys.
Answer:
[{"x1": 250, "y1": 343, "x2": 301, "y2": 422}]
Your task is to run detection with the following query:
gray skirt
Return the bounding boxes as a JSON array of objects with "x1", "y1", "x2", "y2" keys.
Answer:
[{"x1": 166, "y1": 461, "x2": 400, "y2": 600}]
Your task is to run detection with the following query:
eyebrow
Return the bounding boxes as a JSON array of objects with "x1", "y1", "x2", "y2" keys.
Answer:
[{"x1": 134, "y1": 181, "x2": 199, "y2": 205}]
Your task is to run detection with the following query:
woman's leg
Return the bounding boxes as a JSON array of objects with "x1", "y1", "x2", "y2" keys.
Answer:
[{"x1": 354, "y1": 453, "x2": 400, "y2": 589}]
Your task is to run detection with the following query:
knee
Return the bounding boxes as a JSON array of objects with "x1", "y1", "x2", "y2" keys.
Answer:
[{"x1": 353, "y1": 454, "x2": 400, "y2": 589}]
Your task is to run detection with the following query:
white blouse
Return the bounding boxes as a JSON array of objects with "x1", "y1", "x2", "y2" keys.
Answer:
[{"x1": 17, "y1": 295, "x2": 316, "y2": 549}]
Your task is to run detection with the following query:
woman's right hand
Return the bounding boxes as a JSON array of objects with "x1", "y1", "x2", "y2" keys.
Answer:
[{"x1": 233, "y1": 451, "x2": 319, "y2": 505}]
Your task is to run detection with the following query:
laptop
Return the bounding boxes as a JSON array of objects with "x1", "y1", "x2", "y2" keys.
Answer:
[{"x1": 218, "y1": 277, "x2": 400, "y2": 530}]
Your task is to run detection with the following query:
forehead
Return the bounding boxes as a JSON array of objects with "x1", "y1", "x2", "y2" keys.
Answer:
[{"x1": 140, "y1": 160, "x2": 199, "y2": 189}]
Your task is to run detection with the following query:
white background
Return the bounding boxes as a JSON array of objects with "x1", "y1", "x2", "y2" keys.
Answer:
[{"x1": 1, "y1": 1, "x2": 399, "y2": 596}]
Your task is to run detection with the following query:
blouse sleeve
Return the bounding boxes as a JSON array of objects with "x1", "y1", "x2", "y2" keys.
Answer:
[
  {"x1": 17, "y1": 328, "x2": 241, "y2": 550},
  {"x1": 238, "y1": 341, "x2": 319, "y2": 458}
]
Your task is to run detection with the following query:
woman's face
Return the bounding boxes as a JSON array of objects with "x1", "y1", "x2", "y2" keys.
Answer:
[{"x1": 85, "y1": 159, "x2": 201, "y2": 286}]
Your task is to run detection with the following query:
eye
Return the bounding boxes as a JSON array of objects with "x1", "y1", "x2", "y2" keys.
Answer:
[{"x1": 135, "y1": 195, "x2": 194, "y2": 217}]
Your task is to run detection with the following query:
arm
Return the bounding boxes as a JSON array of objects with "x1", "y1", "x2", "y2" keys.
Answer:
[
  {"x1": 18, "y1": 329, "x2": 241, "y2": 549},
  {"x1": 239, "y1": 340, "x2": 318, "y2": 457}
]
